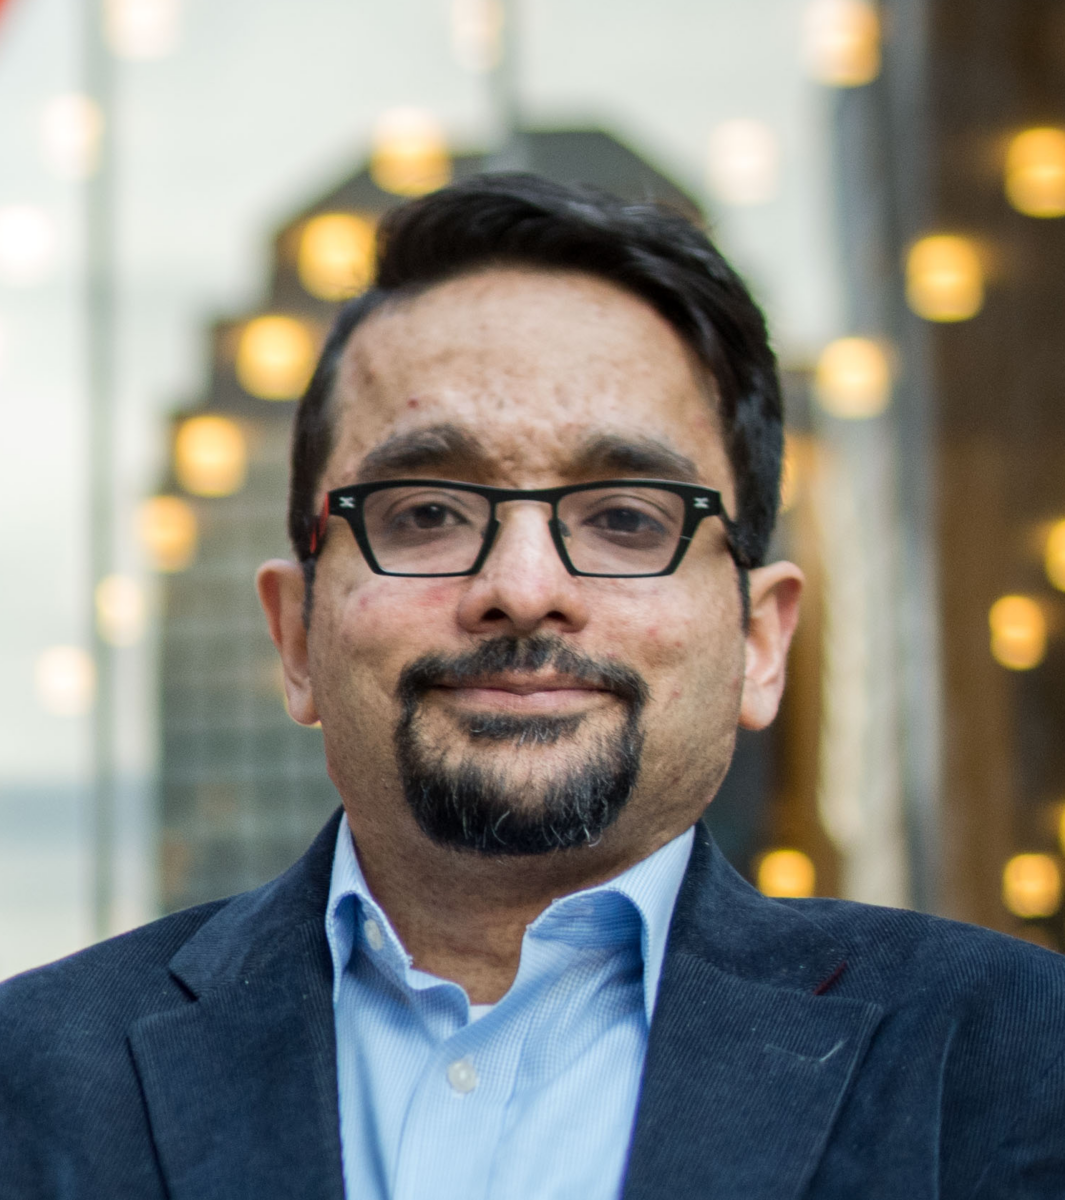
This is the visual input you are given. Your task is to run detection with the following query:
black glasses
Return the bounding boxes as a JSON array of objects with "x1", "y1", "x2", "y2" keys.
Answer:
[{"x1": 310, "y1": 478, "x2": 735, "y2": 578}]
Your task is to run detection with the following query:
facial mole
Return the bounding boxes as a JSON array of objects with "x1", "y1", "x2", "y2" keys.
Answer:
[{"x1": 407, "y1": 397, "x2": 419, "y2": 408}]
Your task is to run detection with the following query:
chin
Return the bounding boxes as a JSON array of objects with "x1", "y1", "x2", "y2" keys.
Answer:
[{"x1": 394, "y1": 706, "x2": 644, "y2": 857}]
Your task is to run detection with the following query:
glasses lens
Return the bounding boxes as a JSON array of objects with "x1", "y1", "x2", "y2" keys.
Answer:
[
  {"x1": 558, "y1": 486, "x2": 685, "y2": 575},
  {"x1": 362, "y1": 485, "x2": 491, "y2": 574}
]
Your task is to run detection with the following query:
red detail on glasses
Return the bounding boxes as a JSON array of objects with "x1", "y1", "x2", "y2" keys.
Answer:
[{"x1": 310, "y1": 496, "x2": 329, "y2": 555}]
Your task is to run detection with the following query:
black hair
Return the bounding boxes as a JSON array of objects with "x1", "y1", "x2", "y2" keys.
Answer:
[{"x1": 288, "y1": 172, "x2": 782, "y2": 603}]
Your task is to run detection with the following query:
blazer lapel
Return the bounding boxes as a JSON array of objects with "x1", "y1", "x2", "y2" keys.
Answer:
[
  {"x1": 623, "y1": 827, "x2": 884, "y2": 1200},
  {"x1": 129, "y1": 814, "x2": 346, "y2": 1200}
]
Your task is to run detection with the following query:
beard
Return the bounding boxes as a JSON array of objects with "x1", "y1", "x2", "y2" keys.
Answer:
[{"x1": 393, "y1": 635, "x2": 648, "y2": 856}]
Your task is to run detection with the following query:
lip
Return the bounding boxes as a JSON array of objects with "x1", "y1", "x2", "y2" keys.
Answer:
[{"x1": 430, "y1": 674, "x2": 611, "y2": 713}]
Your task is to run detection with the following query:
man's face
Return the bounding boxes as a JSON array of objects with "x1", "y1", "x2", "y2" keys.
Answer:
[{"x1": 290, "y1": 268, "x2": 766, "y2": 863}]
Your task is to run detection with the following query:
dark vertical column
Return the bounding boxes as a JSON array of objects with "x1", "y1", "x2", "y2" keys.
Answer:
[{"x1": 928, "y1": 0, "x2": 1065, "y2": 939}]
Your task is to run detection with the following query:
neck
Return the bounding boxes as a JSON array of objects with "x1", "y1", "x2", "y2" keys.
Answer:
[{"x1": 342, "y1": 805, "x2": 676, "y2": 1004}]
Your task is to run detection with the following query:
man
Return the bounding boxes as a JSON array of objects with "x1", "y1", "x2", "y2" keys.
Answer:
[{"x1": 2, "y1": 174, "x2": 1063, "y2": 1200}]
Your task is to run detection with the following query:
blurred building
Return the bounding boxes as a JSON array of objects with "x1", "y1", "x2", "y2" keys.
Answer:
[{"x1": 824, "y1": 0, "x2": 1065, "y2": 949}]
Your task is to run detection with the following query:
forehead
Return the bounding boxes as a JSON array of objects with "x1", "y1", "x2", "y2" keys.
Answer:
[{"x1": 323, "y1": 267, "x2": 730, "y2": 495}]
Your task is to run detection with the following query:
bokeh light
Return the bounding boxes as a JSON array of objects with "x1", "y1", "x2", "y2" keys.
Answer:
[
  {"x1": 370, "y1": 108, "x2": 452, "y2": 197},
  {"x1": 236, "y1": 315, "x2": 316, "y2": 400},
  {"x1": 814, "y1": 337, "x2": 891, "y2": 418},
  {"x1": 1005, "y1": 127, "x2": 1065, "y2": 218},
  {"x1": 905, "y1": 235, "x2": 984, "y2": 322},
  {"x1": 1044, "y1": 519, "x2": 1065, "y2": 591},
  {"x1": 757, "y1": 848, "x2": 816, "y2": 898},
  {"x1": 989, "y1": 594, "x2": 1046, "y2": 671},
  {"x1": 103, "y1": 0, "x2": 181, "y2": 60},
  {"x1": 802, "y1": 0, "x2": 881, "y2": 87},
  {"x1": 297, "y1": 212, "x2": 376, "y2": 301},
  {"x1": 706, "y1": 119, "x2": 779, "y2": 206},
  {"x1": 174, "y1": 414, "x2": 247, "y2": 497},
  {"x1": 95, "y1": 574, "x2": 147, "y2": 647},
  {"x1": 35, "y1": 646, "x2": 96, "y2": 716},
  {"x1": 138, "y1": 495, "x2": 197, "y2": 572},
  {"x1": 451, "y1": 0, "x2": 504, "y2": 72},
  {"x1": 40, "y1": 93, "x2": 104, "y2": 180},
  {"x1": 779, "y1": 434, "x2": 800, "y2": 513},
  {"x1": 1002, "y1": 853, "x2": 1062, "y2": 919},
  {"x1": 0, "y1": 205, "x2": 57, "y2": 286}
]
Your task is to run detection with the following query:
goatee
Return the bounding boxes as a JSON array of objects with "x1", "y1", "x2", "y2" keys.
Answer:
[{"x1": 393, "y1": 635, "x2": 648, "y2": 856}]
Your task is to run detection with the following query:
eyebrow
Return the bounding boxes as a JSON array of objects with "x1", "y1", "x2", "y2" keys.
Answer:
[
  {"x1": 354, "y1": 425, "x2": 702, "y2": 486},
  {"x1": 572, "y1": 434, "x2": 701, "y2": 483},
  {"x1": 355, "y1": 424, "x2": 490, "y2": 482}
]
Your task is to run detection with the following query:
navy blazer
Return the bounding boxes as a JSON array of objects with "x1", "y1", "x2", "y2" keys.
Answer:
[{"x1": 2, "y1": 810, "x2": 1064, "y2": 1199}]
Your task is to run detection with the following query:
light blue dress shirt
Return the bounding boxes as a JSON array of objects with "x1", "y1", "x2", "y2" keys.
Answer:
[{"x1": 325, "y1": 817, "x2": 694, "y2": 1200}]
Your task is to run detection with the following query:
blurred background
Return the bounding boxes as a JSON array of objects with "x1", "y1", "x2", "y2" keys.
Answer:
[{"x1": 2, "y1": 0, "x2": 1064, "y2": 979}]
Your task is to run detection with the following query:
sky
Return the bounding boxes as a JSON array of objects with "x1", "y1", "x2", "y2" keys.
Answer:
[{"x1": 0, "y1": 0, "x2": 846, "y2": 974}]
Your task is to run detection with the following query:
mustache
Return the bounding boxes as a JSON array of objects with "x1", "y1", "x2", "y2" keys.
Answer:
[{"x1": 395, "y1": 635, "x2": 650, "y2": 711}]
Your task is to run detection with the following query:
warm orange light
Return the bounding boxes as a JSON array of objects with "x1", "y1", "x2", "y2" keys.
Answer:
[
  {"x1": 298, "y1": 212, "x2": 376, "y2": 301},
  {"x1": 40, "y1": 93, "x2": 103, "y2": 180},
  {"x1": 236, "y1": 315, "x2": 315, "y2": 400},
  {"x1": 370, "y1": 108, "x2": 452, "y2": 197},
  {"x1": 779, "y1": 436, "x2": 799, "y2": 513},
  {"x1": 802, "y1": 0, "x2": 880, "y2": 87},
  {"x1": 35, "y1": 646, "x2": 96, "y2": 716},
  {"x1": 706, "y1": 119, "x2": 779, "y2": 206},
  {"x1": 1044, "y1": 519, "x2": 1065, "y2": 591},
  {"x1": 104, "y1": 0, "x2": 180, "y2": 60},
  {"x1": 905, "y1": 235, "x2": 984, "y2": 322},
  {"x1": 757, "y1": 849, "x2": 816, "y2": 898},
  {"x1": 174, "y1": 414, "x2": 246, "y2": 497},
  {"x1": 1003, "y1": 853, "x2": 1062, "y2": 918},
  {"x1": 814, "y1": 337, "x2": 891, "y2": 418},
  {"x1": 139, "y1": 495, "x2": 197, "y2": 572},
  {"x1": 989, "y1": 594, "x2": 1046, "y2": 670},
  {"x1": 1005, "y1": 128, "x2": 1065, "y2": 218},
  {"x1": 95, "y1": 574, "x2": 147, "y2": 647}
]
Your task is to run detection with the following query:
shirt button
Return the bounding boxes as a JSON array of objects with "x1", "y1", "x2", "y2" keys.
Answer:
[
  {"x1": 446, "y1": 1057, "x2": 478, "y2": 1094},
  {"x1": 363, "y1": 918, "x2": 384, "y2": 951}
]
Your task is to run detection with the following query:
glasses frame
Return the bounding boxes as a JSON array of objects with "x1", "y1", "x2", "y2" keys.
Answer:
[{"x1": 311, "y1": 478, "x2": 736, "y2": 578}]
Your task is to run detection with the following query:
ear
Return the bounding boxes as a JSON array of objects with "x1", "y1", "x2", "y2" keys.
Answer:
[
  {"x1": 738, "y1": 560, "x2": 804, "y2": 731},
  {"x1": 256, "y1": 559, "x2": 320, "y2": 726}
]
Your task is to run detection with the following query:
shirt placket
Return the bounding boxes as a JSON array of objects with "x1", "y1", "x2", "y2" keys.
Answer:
[{"x1": 391, "y1": 1015, "x2": 519, "y2": 1200}]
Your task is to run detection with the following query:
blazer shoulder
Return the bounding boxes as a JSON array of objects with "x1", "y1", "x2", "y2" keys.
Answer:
[
  {"x1": 781, "y1": 895, "x2": 1065, "y2": 1024},
  {"x1": 0, "y1": 807, "x2": 343, "y2": 1040},
  {"x1": 0, "y1": 899, "x2": 227, "y2": 1040},
  {"x1": 785, "y1": 894, "x2": 1065, "y2": 972}
]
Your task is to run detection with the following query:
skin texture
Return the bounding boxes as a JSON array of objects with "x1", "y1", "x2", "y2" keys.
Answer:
[{"x1": 258, "y1": 268, "x2": 802, "y2": 1002}]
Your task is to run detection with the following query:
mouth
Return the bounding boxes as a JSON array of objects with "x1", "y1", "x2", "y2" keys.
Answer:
[
  {"x1": 395, "y1": 635, "x2": 650, "y2": 731},
  {"x1": 431, "y1": 674, "x2": 612, "y2": 715}
]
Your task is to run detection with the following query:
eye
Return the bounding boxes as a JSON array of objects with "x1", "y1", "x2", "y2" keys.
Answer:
[
  {"x1": 585, "y1": 505, "x2": 667, "y2": 537},
  {"x1": 389, "y1": 499, "x2": 470, "y2": 533}
]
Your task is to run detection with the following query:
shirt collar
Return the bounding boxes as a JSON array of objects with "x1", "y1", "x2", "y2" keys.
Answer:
[{"x1": 326, "y1": 815, "x2": 694, "y2": 1023}]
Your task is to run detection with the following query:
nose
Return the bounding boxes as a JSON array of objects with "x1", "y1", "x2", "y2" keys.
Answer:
[{"x1": 455, "y1": 501, "x2": 591, "y2": 637}]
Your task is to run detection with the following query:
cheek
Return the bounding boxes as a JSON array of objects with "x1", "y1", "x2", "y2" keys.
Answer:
[
  {"x1": 327, "y1": 577, "x2": 459, "y2": 675},
  {"x1": 619, "y1": 583, "x2": 743, "y2": 705}
]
